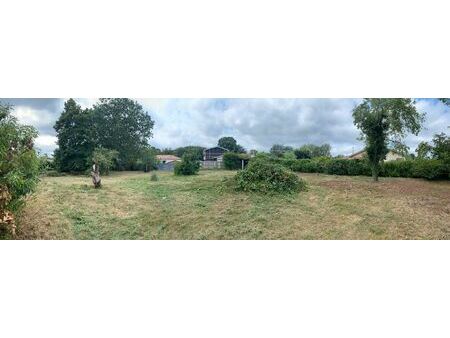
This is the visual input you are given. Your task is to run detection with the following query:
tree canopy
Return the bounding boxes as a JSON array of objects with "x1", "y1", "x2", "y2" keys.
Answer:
[
  {"x1": 54, "y1": 98, "x2": 155, "y2": 172},
  {"x1": 294, "y1": 144, "x2": 331, "y2": 159},
  {"x1": 353, "y1": 98, "x2": 424, "y2": 181},
  {"x1": 218, "y1": 136, "x2": 245, "y2": 153},
  {"x1": 270, "y1": 144, "x2": 293, "y2": 157}
]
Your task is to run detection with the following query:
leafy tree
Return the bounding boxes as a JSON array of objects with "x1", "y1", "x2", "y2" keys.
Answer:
[
  {"x1": 0, "y1": 102, "x2": 40, "y2": 236},
  {"x1": 92, "y1": 98, "x2": 155, "y2": 169},
  {"x1": 439, "y1": 98, "x2": 450, "y2": 106},
  {"x1": 218, "y1": 136, "x2": 245, "y2": 153},
  {"x1": 54, "y1": 99, "x2": 95, "y2": 172},
  {"x1": 294, "y1": 144, "x2": 331, "y2": 159},
  {"x1": 140, "y1": 146, "x2": 158, "y2": 172},
  {"x1": 353, "y1": 98, "x2": 424, "y2": 181},
  {"x1": 270, "y1": 144, "x2": 293, "y2": 157},
  {"x1": 416, "y1": 141, "x2": 433, "y2": 159},
  {"x1": 174, "y1": 146, "x2": 205, "y2": 161},
  {"x1": 174, "y1": 151, "x2": 200, "y2": 175},
  {"x1": 91, "y1": 147, "x2": 119, "y2": 175},
  {"x1": 430, "y1": 132, "x2": 450, "y2": 161}
]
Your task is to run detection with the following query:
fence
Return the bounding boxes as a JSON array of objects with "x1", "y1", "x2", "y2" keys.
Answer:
[{"x1": 201, "y1": 160, "x2": 223, "y2": 169}]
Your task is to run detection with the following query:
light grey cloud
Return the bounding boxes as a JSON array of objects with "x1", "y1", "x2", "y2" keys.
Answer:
[{"x1": 1, "y1": 98, "x2": 449, "y2": 156}]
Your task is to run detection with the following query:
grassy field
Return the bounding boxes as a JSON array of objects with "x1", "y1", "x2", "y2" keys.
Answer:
[{"x1": 15, "y1": 170, "x2": 450, "y2": 240}]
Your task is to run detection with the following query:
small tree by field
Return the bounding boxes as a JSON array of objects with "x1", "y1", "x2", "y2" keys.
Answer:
[
  {"x1": 174, "y1": 152, "x2": 200, "y2": 175},
  {"x1": 352, "y1": 98, "x2": 424, "y2": 181},
  {"x1": 0, "y1": 102, "x2": 40, "y2": 236},
  {"x1": 91, "y1": 148, "x2": 119, "y2": 175}
]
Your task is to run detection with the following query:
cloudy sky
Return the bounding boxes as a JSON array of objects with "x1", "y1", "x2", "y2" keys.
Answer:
[{"x1": 2, "y1": 98, "x2": 449, "y2": 156}]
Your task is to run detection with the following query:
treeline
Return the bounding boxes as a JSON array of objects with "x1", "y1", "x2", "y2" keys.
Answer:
[{"x1": 54, "y1": 98, "x2": 155, "y2": 173}]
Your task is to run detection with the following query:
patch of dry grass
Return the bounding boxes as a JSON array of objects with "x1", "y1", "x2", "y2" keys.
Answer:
[{"x1": 15, "y1": 171, "x2": 450, "y2": 239}]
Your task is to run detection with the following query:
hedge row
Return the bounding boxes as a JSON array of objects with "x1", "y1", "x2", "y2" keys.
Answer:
[{"x1": 272, "y1": 157, "x2": 449, "y2": 180}]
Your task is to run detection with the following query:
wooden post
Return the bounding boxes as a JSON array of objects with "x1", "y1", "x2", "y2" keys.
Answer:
[
  {"x1": 91, "y1": 162, "x2": 101, "y2": 188},
  {"x1": 241, "y1": 159, "x2": 244, "y2": 170}
]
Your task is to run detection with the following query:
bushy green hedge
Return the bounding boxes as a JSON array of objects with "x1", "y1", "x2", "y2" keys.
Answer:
[
  {"x1": 174, "y1": 152, "x2": 200, "y2": 175},
  {"x1": 278, "y1": 157, "x2": 448, "y2": 180},
  {"x1": 223, "y1": 152, "x2": 250, "y2": 170},
  {"x1": 235, "y1": 157, "x2": 306, "y2": 193}
]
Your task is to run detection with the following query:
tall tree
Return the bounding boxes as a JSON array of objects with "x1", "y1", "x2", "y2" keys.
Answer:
[
  {"x1": 92, "y1": 98, "x2": 155, "y2": 169},
  {"x1": 353, "y1": 98, "x2": 424, "y2": 181},
  {"x1": 218, "y1": 136, "x2": 245, "y2": 153},
  {"x1": 54, "y1": 99, "x2": 95, "y2": 172},
  {"x1": 270, "y1": 144, "x2": 293, "y2": 157}
]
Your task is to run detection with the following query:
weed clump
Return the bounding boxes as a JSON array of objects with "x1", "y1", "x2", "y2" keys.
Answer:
[
  {"x1": 150, "y1": 173, "x2": 158, "y2": 181},
  {"x1": 235, "y1": 157, "x2": 306, "y2": 193}
]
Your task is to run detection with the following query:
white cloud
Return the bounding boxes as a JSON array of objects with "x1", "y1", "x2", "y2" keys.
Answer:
[{"x1": 3, "y1": 98, "x2": 449, "y2": 156}]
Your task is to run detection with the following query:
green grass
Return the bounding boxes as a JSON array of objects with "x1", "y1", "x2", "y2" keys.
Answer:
[{"x1": 15, "y1": 170, "x2": 450, "y2": 239}]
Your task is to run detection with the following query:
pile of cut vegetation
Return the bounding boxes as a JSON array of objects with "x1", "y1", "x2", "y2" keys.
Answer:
[{"x1": 235, "y1": 157, "x2": 306, "y2": 193}]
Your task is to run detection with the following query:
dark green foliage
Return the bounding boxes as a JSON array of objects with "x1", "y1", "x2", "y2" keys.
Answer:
[
  {"x1": 174, "y1": 152, "x2": 200, "y2": 175},
  {"x1": 270, "y1": 144, "x2": 293, "y2": 157},
  {"x1": 91, "y1": 148, "x2": 119, "y2": 175},
  {"x1": 410, "y1": 159, "x2": 448, "y2": 180},
  {"x1": 0, "y1": 102, "x2": 40, "y2": 214},
  {"x1": 54, "y1": 98, "x2": 155, "y2": 172},
  {"x1": 92, "y1": 98, "x2": 155, "y2": 170},
  {"x1": 353, "y1": 98, "x2": 424, "y2": 181},
  {"x1": 174, "y1": 146, "x2": 205, "y2": 161},
  {"x1": 294, "y1": 144, "x2": 331, "y2": 159},
  {"x1": 38, "y1": 153, "x2": 55, "y2": 174},
  {"x1": 218, "y1": 136, "x2": 246, "y2": 153},
  {"x1": 235, "y1": 157, "x2": 305, "y2": 193},
  {"x1": 223, "y1": 152, "x2": 250, "y2": 170},
  {"x1": 54, "y1": 99, "x2": 95, "y2": 172},
  {"x1": 282, "y1": 155, "x2": 447, "y2": 180},
  {"x1": 381, "y1": 160, "x2": 414, "y2": 177}
]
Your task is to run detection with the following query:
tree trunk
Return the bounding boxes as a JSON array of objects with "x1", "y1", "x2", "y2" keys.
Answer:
[
  {"x1": 371, "y1": 166, "x2": 379, "y2": 182},
  {"x1": 91, "y1": 163, "x2": 101, "y2": 188}
]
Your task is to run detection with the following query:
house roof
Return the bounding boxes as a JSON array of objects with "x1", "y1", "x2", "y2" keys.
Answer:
[
  {"x1": 203, "y1": 146, "x2": 229, "y2": 153},
  {"x1": 347, "y1": 149, "x2": 402, "y2": 158},
  {"x1": 156, "y1": 154, "x2": 181, "y2": 161}
]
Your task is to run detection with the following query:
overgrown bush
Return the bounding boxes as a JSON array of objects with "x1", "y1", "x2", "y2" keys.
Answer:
[
  {"x1": 150, "y1": 173, "x2": 159, "y2": 181},
  {"x1": 235, "y1": 157, "x2": 306, "y2": 193},
  {"x1": 1, "y1": 103, "x2": 40, "y2": 236},
  {"x1": 223, "y1": 152, "x2": 250, "y2": 170},
  {"x1": 174, "y1": 152, "x2": 200, "y2": 175}
]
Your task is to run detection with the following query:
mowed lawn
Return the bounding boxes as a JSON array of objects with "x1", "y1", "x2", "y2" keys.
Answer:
[{"x1": 16, "y1": 170, "x2": 450, "y2": 240}]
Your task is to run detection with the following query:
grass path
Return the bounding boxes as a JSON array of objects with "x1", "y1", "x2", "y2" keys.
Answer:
[{"x1": 16, "y1": 171, "x2": 450, "y2": 239}]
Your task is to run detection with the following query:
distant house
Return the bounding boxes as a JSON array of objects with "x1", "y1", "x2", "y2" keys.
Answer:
[
  {"x1": 347, "y1": 149, "x2": 405, "y2": 162},
  {"x1": 202, "y1": 146, "x2": 229, "y2": 169},
  {"x1": 156, "y1": 154, "x2": 181, "y2": 171},
  {"x1": 203, "y1": 146, "x2": 228, "y2": 161}
]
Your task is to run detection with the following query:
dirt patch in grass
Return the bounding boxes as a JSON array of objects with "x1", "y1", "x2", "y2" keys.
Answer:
[{"x1": 14, "y1": 171, "x2": 450, "y2": 240}]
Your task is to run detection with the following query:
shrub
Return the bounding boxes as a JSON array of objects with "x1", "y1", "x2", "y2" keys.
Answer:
[
  {"x1": 325, "y1": 159, "x2": 349, "y2": 175},
  {"x1": 381, "y1": 160, "x2": 414, "y2": 177},
  {"x1": 410, "y1": 159, "x2": 448, "y2": 180},
  {"x1": 1, "y1": 103, "x2": 40, "y2": 236},
  {"x1": 223, "y1": 152, "x2": 250, "y2": 170},
  {"x1": 174, "y1": 152, "x2": 200, "y2": 175},
  {"x1": 235, "y1": 157, "x2": 306, "y2": 193},
  {"x1": 150, "y1": 173, "x2": 158, "y2": 181}
]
